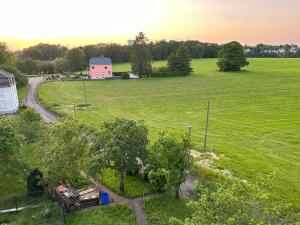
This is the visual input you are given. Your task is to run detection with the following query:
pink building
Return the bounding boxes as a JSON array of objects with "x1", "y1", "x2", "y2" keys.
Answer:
[{"x1": 89, "y1": 57, "x2": 112, "y2": 79}]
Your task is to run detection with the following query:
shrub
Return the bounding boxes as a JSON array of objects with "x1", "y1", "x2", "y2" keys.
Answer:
[
  {"x1": 148, "y1": 168, "x2": 170, "y2": 192},
  {"x1": 121, "y1": 73, "x2": 130, "y2": 79},
  {"x1": 0, "y1": 64, "x2": 28, "y2": 88},
  {"x1": 27, "y1": 168, "x2": 44, "y2": 195},
  {"x1": 151, "y1": 67, "x2": 186, "y2": 77}
]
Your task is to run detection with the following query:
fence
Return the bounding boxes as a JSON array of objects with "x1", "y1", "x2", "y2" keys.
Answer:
[{"x1": 0, "y1": 191, "x2": 46, "y2": 212}]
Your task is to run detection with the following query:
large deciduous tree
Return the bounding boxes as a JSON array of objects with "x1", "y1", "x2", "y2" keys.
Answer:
[
  {"x1": 217, "y1": 41, "x2": 249, "y2": 71},
  {"x1": 130, "y1": 32, "x2": 152, "y2": 77},
  {"x1": 149, "y1": 132, "x2": 191, "y2": 199},
  {"x1": 65, "y1": 47, "x2": 87, "y2": 71},
  {"x1": 101, "y1": 118, "x2": 148, "y2": 192}
]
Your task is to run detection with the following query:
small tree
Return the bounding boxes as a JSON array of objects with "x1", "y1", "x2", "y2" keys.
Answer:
[
  {"x1": 43, "y1": 119, "x2": 89, "y2": 184},
  {"x1": 130, "y1": 32, "x2": 152, "y2": 77},
  {"x1": 217, "y1": 41, "x2": 249, "y2": 71},
  {"x1": 101, "y1": 118, "x2": 148, "y2": 192},
  {"x1": 167, "y1": 43, "x2": 192, "y2": 75},
  {"x1": 149, "y1": 132, "x2": 192, "y2": 199},
  {"x1": 27, "y1": 168, "x2": 44, "y2": 194}
]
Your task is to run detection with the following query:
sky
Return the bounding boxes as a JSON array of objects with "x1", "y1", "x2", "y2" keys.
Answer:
[{"x1": 1, "y1": 0, "x2": 300, "y2": 50}]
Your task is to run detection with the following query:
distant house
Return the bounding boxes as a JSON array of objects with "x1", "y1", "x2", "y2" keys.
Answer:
[
  {"x1": 0, "y1": 69, "x2": 19, "y2": 114},
  {"x1": 89, "y1": 57, "x2": 112, "y2": 79}
]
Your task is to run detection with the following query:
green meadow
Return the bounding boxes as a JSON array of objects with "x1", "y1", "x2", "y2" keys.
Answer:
[{"x1": 38, "y1": 58, "x2": 300, "y2": 208}]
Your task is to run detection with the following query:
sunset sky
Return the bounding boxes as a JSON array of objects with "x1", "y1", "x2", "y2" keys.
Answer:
[{"x1": 1, "y1": 0, "x2": 300, "y2": 50}]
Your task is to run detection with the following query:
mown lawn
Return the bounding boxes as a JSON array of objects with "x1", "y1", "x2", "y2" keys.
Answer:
[
  {"x1": 144, "y1": 194, "x2": 192, "y2": 225},
  {"x1": 96, "y1": 168, "x2": 153, "y2": 197},
  {"x1": 67, "y1": 204, "x2": 136, "y2": 225},
  {"x1": 38, "y1": 58, "x2": 300, "y2": 208}
]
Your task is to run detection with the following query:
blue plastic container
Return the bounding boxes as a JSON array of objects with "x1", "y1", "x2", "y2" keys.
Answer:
[{"x1": 101, "y1": 192, "x2": 109, "y2": 205}]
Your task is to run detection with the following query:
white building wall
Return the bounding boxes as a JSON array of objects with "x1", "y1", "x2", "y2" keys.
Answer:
[{"x1": 0, "y1": 84, "x2": 19, "y2": 114}]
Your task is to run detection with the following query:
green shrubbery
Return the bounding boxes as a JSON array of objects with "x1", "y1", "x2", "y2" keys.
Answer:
[{"x1": 0, "y1": 64, "x2": 28, "y2": 88}]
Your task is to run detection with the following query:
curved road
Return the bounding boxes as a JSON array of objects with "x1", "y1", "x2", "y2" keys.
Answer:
[{"x1": 25, "y1": 77, "x2": 59, "y2": 123}]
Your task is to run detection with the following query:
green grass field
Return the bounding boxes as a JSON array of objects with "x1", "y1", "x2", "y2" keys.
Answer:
[
  {"x1": 67, "y1": 204, "x2": 136, "y2": 225},
  {"x1": 144, "y1": 194, "x2": 192, "y2": 225},
  {"x1": 38, "y1": 58, "x2": 300, "y2": 208}
]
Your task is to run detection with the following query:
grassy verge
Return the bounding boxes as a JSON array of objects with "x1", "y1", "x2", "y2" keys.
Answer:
[
  {"x1": 67, "y1": 204, "x2": 136, "y2": 225},
  {"x1": 0, "y1": 201, "x2": 60, "y2": 225},
  {"x1": 17, "y1": 84, "x2": 29, "y2": 104},
  {"x1": 144, "y1": 194, "x2": 193, "y2": 225},
  {"x1": 96, "y1": 168, "x2": 152, "y2": 198}
]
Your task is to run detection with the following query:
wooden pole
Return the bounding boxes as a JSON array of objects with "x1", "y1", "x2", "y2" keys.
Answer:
[
  {"x1": 73, "y1": 104, "x2": 76, "y2": 116},
  {"x1": 204, "y1": 101, "x2": 210, "y2": 149},
  {"x1": 82, "y1": 80, "x2": 88, "y2": 106}
]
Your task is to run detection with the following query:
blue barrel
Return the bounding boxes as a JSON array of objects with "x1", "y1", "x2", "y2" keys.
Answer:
[{"x1": 101, "y1": 192, "x2": 109, "y2": 205}]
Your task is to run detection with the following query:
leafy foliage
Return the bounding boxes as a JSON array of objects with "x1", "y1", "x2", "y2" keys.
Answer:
[
  {"x1": 100, "y1": 118, "x2": 148, "y2": 192},
  {"x1": 217, "y1": 41, "x2": 249, "y2": 71},
  {"x1": 65, "y1": 47, "x2": 87, "y2": 71},
  {"x1": 43, "y1": 119, "x2": 89, "y2": 184},
  {"x1": 27, "y1": 168, "x2": 44, "y2": 194},
  {"x1": 149, "y1": 132, "x2": 192, "y2": 199},
  {"x1": 0, "y1": 42, "x2": 12, "y2": 65},
  {"x1": 130, "y1": 32, "x2": 152, "y2": 77},
  {"x1": 148, "y1": 168, "x2": 170, "y2": 192},
  {"x1": 19, "y1": 108, "x2": 44, "y2": 143},
  {"x1": 0, "y1": 64, "x2": 28, "y2": 88},
  {"x1": 22, "y1": 43, "x2": 68, "y2": 61},
  {"x1": 0, "y1": 116, "x2": 25, "y2": 168},
  {"x1": 171, "y1": 179, "x2": 295, "y2": 225}
]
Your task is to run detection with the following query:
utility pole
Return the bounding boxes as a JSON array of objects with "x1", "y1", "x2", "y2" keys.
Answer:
[
  {"x1": 203, "y1": 101, "x2": 210, "y2": 149},
  {"x1": 82, "y1": 80, "x2": 88, "y2": 106}
]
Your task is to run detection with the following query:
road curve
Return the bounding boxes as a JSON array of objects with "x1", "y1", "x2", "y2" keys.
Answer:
[{"x1": 25, "y1": 77, "x2": 59, "y2": 123}]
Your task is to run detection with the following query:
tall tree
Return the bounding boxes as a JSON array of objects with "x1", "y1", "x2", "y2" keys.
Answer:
[
  {"x1": 65, "y1": 47, "x2": 87, "y2": 71},
  {"x1": 0, "y1": 42, "x2": 12, "y2": 65},
  {"x1": 167, "y1": 43, "x2": 193, "y2": 75},
  {"x1": 149, "y1": 132, "x2": 191, "y2": 199},
  {"x1": 217, "y1": 41, "x2": 249, "y2": 71},
  {"x1": 101, "y1": 118, "x2": 148, "y2": 192},
  {"x1": 130, "y1": 32, "x2": 152, "y2": 77}
]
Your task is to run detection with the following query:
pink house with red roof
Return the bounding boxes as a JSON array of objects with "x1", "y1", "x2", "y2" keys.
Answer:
[{"x1": 89, "y1": 57, "x2": 112, "y2": 79}]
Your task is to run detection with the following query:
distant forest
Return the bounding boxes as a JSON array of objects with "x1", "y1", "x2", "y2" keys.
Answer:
[{"x1": 10, "y1": 41, "x2": 300, "y2": 74}]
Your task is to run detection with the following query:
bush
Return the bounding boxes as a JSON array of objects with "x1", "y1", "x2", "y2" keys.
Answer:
[
  {"x1": 27, "y1": 168, "x2": 44, "y2": 195},
  {"x1": 121, "y1": 73, "x2": 130, "y2": 79},
  {"x1": 148, "y1": 168, "x2": 170, "y2": 192},
  {"x1": 151, "y1": 67, "x2": 186, "y2": 77},
  {"x1": 0, "y1": 64, "x2": 28, "y2": 88},
  {"x1": 113, "y1": 71, "x2": 129, "y2": 77}
]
